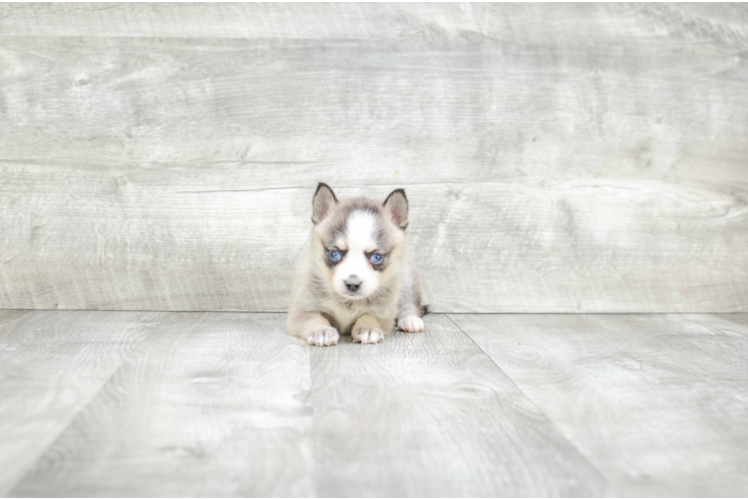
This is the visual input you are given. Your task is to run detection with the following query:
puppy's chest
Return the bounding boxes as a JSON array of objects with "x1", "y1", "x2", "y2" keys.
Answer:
[
  {"x1": 323, "y1": 304, "x2": 361, "y2": 334},
  {"x1": 321, "y1": 297, "x2": 395, "y2": 334}
]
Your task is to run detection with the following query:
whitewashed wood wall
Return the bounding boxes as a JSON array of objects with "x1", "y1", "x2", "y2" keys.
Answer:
[{"x1": 1, "y1": 3, "x2": 747, "y2": 313}]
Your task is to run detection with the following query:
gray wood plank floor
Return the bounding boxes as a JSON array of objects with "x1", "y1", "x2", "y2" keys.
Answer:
[
  {"x1": 449, "y1": 313, "x2": 748, "y2": 497},
  {"x1": 309, "y1": 315, "x2": 608, "y2": 497},
  {"x1": 0, "y1": 310, "x2": 167, "y2": 496},
  {"x1": 1, "y1": 311, "x2": 746, "y2": 497}
]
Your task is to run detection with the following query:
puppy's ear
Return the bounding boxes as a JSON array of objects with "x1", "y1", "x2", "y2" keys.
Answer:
[
  {"x1": 312, "y1": 183, "x2": 338, "y2": 224},
  {"x1": 383, "y1": 188, "x2": 408, "y2": 230}
]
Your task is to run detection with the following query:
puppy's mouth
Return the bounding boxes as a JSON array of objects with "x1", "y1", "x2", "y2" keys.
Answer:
[{"x1": 339, "y1": 287, "x2": 368, "y2": 300}]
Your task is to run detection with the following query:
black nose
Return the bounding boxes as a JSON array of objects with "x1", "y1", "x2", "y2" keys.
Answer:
[{"x1": 344, "y1": 275, "x2": 362, "y2": 292}]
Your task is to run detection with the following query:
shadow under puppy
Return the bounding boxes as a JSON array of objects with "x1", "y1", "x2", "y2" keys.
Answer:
[{"x1": 288, "y1": 183, "x2": 429, "y2": 346}]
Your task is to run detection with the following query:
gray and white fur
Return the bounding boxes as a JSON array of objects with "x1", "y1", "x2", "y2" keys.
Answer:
[{"x1": 287, "y1": 183, "x2": 429, "y2": 346}]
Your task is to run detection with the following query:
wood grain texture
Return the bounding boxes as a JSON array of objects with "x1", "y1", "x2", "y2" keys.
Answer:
[
  {"x1": 0, "y1": 309, "x2": 31, "y2": 335},
  {"x1": 1, "y1": 3, "x2": 747, "y2": 44},
  {"x1": 0, "y1": 310, "x2": 166, "y2": 495},
  {"x1": 713, "y1": 313, "x2": 748, "y2": 331},
  {"x1": 449, "y1": 313, "x2": 748, "y2": 496},
  {"x1": 1, "y1": 3, "x2": 747, "y2": 312},
  {"x1": 309, "y1": 314, "x2": 611, "y2": 496},
  {"x1": 10, "y1": 312, "x2": 315, "y2": 497},
  {"x1": 1, "y1": 177, "x2": 746, "y2": 313}
]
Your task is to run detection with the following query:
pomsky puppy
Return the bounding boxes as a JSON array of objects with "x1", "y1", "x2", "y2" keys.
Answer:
[{"x1": 288, "y1": 183, "x2": 429, "y2": 346}]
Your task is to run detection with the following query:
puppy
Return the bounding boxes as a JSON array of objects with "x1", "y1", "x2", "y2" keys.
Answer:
[{"x1": 287, "y1": 183, "x2": 429, "y2": 346}]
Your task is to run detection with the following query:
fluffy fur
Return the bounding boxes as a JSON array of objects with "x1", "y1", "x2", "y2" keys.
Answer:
[{"x1": 288, "y1": 183, "x2": 429, "y2": 346}]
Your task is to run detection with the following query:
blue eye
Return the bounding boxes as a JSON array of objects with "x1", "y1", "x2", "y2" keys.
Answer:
[
  {"x1": 370, "y1": 253, "x2": 383, "y2": 265},
  {"x1": 328, "y1": 250, "x2": 341, "y2": 262}
]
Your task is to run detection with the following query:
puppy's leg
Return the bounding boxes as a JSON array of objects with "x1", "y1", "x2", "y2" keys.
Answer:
[
  {"x1": 351, "y1": 314, "x2": 387, "y2": 344},
  {"x1": 397, "y1": 259, "x2": 428, "y2": 333},
  {"x1": 397, "y1": 307, "x2": 425, "y2": 333},
  {"x1": 287, "y1": 311, "x2": 339, "y2": 347}
]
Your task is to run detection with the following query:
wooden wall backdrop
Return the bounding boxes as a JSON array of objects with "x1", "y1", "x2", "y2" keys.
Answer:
[{"x1": 1, "y1": 3, "x2": 747, "y2": 313}]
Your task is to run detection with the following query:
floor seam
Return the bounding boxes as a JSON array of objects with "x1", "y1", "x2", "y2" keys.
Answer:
[{"x1": 444, "y1": 313, "x2": 622, "y2": 496}]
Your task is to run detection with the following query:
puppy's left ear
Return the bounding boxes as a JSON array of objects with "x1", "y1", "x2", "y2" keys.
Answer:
[{"x1": 383, "y1": 188, "x2": 408, "y2": 230}]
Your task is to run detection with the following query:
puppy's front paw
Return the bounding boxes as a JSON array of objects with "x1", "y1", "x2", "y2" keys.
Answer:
[
  {"x1": 397, "y1": 315, "x2": 424, "y2": 333},
  {"x1": 352, "y1": 326, "x2": 384, "y2": 344},
  {"x1": 307, "y1": 327, "x2": 339, "y2": 347}
]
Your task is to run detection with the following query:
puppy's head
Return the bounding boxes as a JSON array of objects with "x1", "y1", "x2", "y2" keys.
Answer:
[{"x1": 310, "y1": 183, "x2": 408, "y2": 301}]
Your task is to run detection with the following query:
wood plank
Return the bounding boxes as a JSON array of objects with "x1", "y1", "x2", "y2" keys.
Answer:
[
  {"x1": 449, "y1": 313, "x2": 748, "y2": 496},
  {"x1": 308, "y1": 314, "x2": 612, "y2": 496},
  {"x1": 0, "y1": 3, "x2": 746, "y2": 43},
  {"x1": 10, "y1": 312, "x2": 314, "y2": 497},
  {"x1": 2, "y1": 35, "x2": 747, "y2": 179},
  {"x1": 2, "y1": 176, "x2": 746, "y2": 313},
  {"x1": 0, "y1": 310, "x2": 166, "y2": 495}
]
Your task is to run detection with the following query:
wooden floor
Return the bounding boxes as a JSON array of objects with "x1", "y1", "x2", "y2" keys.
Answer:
[{"x1": 0, "y1": 311, "x2": 746, "y2": 497}]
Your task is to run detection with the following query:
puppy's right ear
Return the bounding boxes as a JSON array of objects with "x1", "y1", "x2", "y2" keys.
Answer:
[{"x1": 312, "y1": 183, "x2": 337, "y2": 224}]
